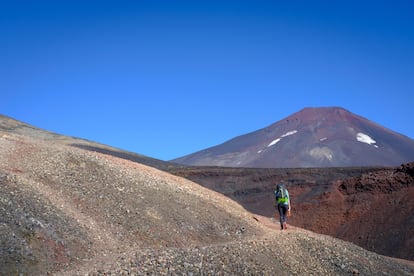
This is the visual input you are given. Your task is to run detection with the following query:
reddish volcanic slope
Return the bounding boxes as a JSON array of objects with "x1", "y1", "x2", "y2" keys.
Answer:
[
  {"x1": 172, "y1": 107, "x2": 414, "y2": 168},
  {"x1": 169, "y1": 162, "x2": 414, "y2": 261}
]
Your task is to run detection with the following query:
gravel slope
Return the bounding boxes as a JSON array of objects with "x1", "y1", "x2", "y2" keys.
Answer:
[
  {"x1": 69, "y1": 229, "x2": 414, "y2": 275},
  {"x1": 1, "y1": 124, "x2": 413, "y2": 275}
]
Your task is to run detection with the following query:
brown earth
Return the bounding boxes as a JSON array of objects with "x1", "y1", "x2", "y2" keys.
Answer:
[
  {"x1": 168, "y1": 163, "x2": 414, "y2": 261},
  {"x1": 1, "y1": 115, "x2": 413, "y2": 275}
]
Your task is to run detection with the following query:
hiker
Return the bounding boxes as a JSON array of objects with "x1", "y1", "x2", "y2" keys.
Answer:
[{"x1": 274, "y1": 183, "x2": 291, "y2": 230}]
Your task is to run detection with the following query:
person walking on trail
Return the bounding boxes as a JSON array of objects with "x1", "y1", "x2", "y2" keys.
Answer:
[{"x1": 275, "y1": 183, "x2": 291, "y2": 230}]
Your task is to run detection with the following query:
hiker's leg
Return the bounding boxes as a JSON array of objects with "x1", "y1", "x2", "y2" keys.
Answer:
[
  {"x1": 277, "y1": 204, "x2": 284, "y2": 229},
  {"x1": 282, "y1": 205, "x2": 288, "y2": 229}
]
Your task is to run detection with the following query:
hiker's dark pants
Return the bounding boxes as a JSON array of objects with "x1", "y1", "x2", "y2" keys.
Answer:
[{"x1": 277, "y1": 204, "x2": 289, "y2": 224}]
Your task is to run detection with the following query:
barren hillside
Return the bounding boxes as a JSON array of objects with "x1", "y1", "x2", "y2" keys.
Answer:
[
  {"x1": 1, "y1": 116, "x2": 413, "y2": 275},
  {"x1": 0, "y1": 132, "x2": 264, "y2": 274}
]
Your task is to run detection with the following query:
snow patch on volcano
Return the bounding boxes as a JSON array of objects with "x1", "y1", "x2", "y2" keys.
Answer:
[
  {"x1": 266, "y1": 130, "x2": 298, "y2": 148},
  {"x1": 281, "y1": 130, "x2": 298, "y2": 137},
  {"x1": 356, "y1": 132, "x2": 378, "y2": 148},
  {"x1": 267, "y1": 138, "x2": 282, "y2": 147}
]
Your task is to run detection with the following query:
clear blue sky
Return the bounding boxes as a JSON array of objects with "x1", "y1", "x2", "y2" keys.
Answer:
[{"x1": 2, "y1": 0, "x2": 414, "y2": 161}]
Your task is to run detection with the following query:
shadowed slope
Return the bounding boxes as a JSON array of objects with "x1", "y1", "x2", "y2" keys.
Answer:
[{"x1": 0, "y1": 114, "x2": 171, "y2": 169}]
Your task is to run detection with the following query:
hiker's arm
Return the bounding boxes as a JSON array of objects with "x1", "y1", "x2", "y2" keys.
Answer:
[{"x1": 288, "y1": 195, "x2": 291, "y2": 210}]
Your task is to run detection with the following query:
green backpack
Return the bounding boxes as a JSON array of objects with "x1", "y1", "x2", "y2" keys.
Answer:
[{"x1": 275, "y1": 185, "x2": 289, "y2": 204}]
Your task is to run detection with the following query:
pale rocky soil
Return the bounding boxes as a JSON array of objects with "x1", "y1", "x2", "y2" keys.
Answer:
[{"x1": 1, "y1": 116, "x2": 414, "y2": 275}]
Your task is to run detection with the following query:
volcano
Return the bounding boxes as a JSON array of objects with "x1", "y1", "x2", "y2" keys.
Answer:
[{"x1": 172, "y1": 107, "x2": 414, "y2": 168}]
